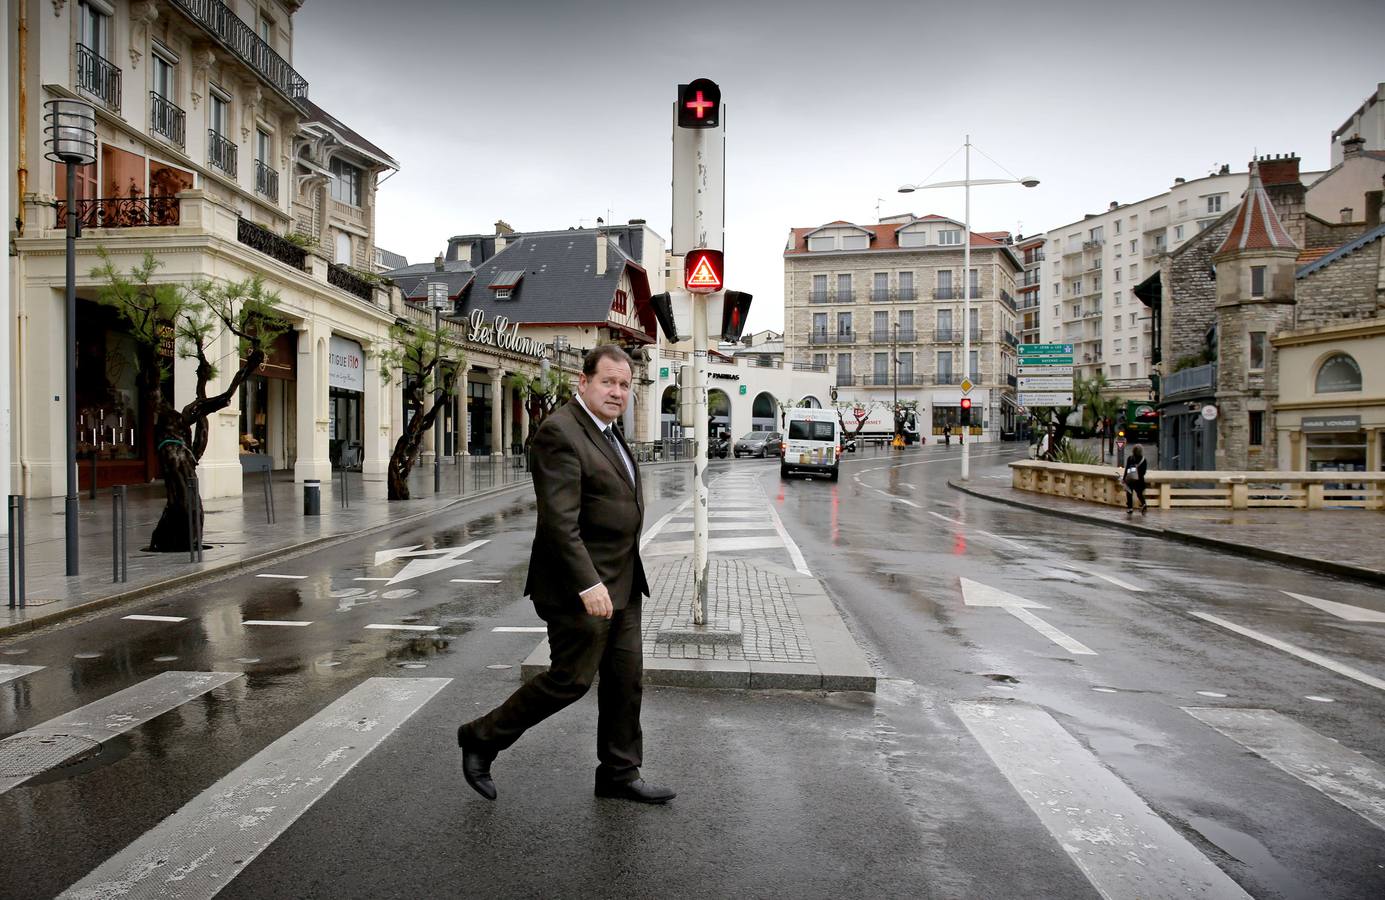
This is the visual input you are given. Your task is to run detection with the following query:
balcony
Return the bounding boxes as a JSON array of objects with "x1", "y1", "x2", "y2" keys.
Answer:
[
  {"x1": 1162, "y1": 362, "x2": 1217, "y2": 400},
  {"x1": 167, "y1": 0, "x2": 309, "y2": 105},
  {"x1": 897, "y1": 288, "x2": 917, "y2": 302},
  {"x1": 236, "y1": 216, "x2": 306, "y2": 270},
  {"x1": 808, "y1": 290, "x2": 832, "y2": 304},
  {"x1": 150, "y1": 92, "x2": 186, "y2": 148},
  {"x1": 328, "y1": 263, "x2": 375, "y2": 304},
  {"x1": 808, "y1": 331, "x2": 856, "y2": 345},
  {"x1": 1143, "y1": 245, "x2": 1166, "y2": 258},
  {"x1": 1083, "y1": 239, "x2": 1105, "y2": 250},
  {"x1": 935, "y1": 328, "x2": 959, "y2": 342},
  {"x1": 833, "y1": 373, "x2": 854, "y2": 387},
  {"x1": 76, "y1": 43, "x2": 121, "y2": 113},
  {"x1": 57, "y1": 196, "x2": 180, "y2": 229},
  {"x1": 255, "y1": 160, "x2": 279, "y2": 202},
  {"x1": 1082, "y1": 307, "x2": 1103, "y2": 320},
  {"x1": 1006, "y1": 373, "x2": 1018, "y2": 387},
  {"x1": 208, "y1": 130, "x2": 238, "y2": 177},
  {"x1": 969, "y1": 329, "x2": 984, "y2": 342},
  {"x1": 870, "y1": 289, "x2": 891, "y2": 302},
  {"x1": 934, "y1": 287, "x2": 958, "y2": 300},
  {"x1": 999, "y1": 290, "x2": 1016, "y2": 312},
  {"x1": 1004, "y1": 331, "x2": 1019, "y2": 348},
  {"x1": 896, "y1": 329, "x2": 917, "y2": 342},
  {"x1": 934, "y1": 373, "x2": 961, "y2": 385}
]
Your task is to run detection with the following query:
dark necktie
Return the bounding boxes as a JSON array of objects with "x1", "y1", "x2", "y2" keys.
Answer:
[{"x1": 604, "y1": 427, "x2": 635, "y2": 484}]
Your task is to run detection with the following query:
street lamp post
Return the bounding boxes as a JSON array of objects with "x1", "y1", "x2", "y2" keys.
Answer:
[
  {"x1": 899, "y1": 135, "x2": 1038, "y2": 480},
  {"x1": 891, "y1": 321, "x2": 902, "y2": 448},
  {"x1": 44, "y1": 99, "x2": 98, "y2": 576},
  {"x1": 427, "y1": 281, "x2": 450, "y2": 493}
]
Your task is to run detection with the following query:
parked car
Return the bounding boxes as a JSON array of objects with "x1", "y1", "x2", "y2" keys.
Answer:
[{"x1": 734, "y1": 430, "x2": 782, "y2": 458}]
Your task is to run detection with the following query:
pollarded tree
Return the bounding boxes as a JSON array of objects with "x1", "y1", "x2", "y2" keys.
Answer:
[
  {"x1": 507, "y1": 366, "x2": 573, "y2": 450},
  {"x1": 92, "y1": 250, "x2": 288, "y2": 551},
  {"x1": 832, "y1": 400, "x2": 882, "y2": 445},
  {"x1": 378, "y1": 318, "x2": 465, "y2": 500}
]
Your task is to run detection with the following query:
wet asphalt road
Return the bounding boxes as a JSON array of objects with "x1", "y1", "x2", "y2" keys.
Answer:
[{"x1": 2, "y1": 446, "x2": 1385, "y2": 899}]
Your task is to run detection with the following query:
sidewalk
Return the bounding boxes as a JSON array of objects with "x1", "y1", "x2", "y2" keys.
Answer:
[
  {"x1": 951, "y1": 468, "x2": 1385, "y2": 586},
  {"x1": 0, "y1": 458, "x2": 539, "y2": 636}
]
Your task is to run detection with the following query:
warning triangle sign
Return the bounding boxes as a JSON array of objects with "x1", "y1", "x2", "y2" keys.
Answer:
[{"x1": 686, "y1": 253, "x2": 722, "y2": 291}]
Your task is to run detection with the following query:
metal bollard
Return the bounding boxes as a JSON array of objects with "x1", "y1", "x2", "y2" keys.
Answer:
[
  {"x1": 263, "y1": 467, "x2": 276, "y2": 524},
  {"x1": 112, "y1": 485, "x2": 128, "y2": 583},
  {"x1": 187, "y1": 476, "x2": 204, "y2": 564},
  {"x1": 7, "y1": 495, "x2": 25, "y2": 609},
  {"x1": 338, "y1": 469, "x2": 350, "y2": 508},
  {"x1": 303, "y1": 479, "x2": 321, "y2": 516},
  {"x1": 458, "y1": 453, "x2": 465, "y2": 495}
]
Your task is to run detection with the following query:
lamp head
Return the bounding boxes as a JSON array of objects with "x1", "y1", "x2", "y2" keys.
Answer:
[
  {"x1": 1020, "y1": 177, "x2": 1040, "y2": 188},
  {"x1": 897, "y1": 185, "x2": 915, "y2": 194}
]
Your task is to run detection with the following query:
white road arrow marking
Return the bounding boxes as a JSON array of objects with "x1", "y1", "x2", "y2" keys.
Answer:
[
  {"x1": 1283, "y1": 590, "x2": 1385, "y2": 623},
  {"x1": 370, "y1": 539, "x2": 490, "y2": 585},
  {"x1": 960, "y1": 577, "x2": 1096, "y2": 656}
]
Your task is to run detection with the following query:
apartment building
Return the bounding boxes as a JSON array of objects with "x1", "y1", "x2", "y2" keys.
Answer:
[
  {"x1": 783, "y1": 215, "x2": 1023, "y2": 440},
  {"x1": 1015, "y1": 234, "x2": 1044, "y2": 344},
  {"x1": 7, "y1": 0, "x2": 409, "y2": 499}
]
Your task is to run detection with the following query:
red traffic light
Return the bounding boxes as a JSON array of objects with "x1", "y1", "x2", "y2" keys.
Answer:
[
  {"x1": 960, "y1": 398, "x2": 972, "y2": 410},
  {"x1": 677, "y1": 78, "x2": 721, "y2": 128},
  {"x1": 685, "y1": 248, "x2": 724, "y2": 293}
]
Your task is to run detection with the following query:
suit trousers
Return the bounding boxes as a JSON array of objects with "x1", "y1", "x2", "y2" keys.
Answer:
[{"x1": 464, "y1": 601, "x2": 643, "y2": 784}]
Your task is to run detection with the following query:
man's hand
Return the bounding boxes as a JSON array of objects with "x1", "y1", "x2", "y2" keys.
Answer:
[{"x1": 580, "y1": 583, "x2": 614, "y2": 619}]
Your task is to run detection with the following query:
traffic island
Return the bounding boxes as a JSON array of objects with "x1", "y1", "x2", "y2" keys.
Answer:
[{"x1": 521, "y1": 556, "x2": 876, "y2": 692}]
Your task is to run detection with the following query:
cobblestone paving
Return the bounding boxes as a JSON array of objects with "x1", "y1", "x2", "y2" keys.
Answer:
[{"x1": 643, "y1": 556, "x2": 814, "y2": 663}]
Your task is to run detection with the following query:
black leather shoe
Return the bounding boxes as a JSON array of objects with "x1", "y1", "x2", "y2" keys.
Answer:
[
  {"x1": 594, "y1": 778, "x2": 676, "y2": 804},
  {"x1": 457, "y1": 726, "x2": 497, "y2": 801}
]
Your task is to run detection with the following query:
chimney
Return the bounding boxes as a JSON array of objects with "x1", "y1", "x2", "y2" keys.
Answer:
[
  {"x1": 1341, "y1": 207, "x2": 1354, "y2": 223},
  {"x1": 1342, "y1": 134, "x2": 1365, "y2": 159},
  {"x1": 1257, "y1": 154, "x2": 1300, "y2": 186},
  {"x1": 494, "y1": 220, "x2": 514, "y2": 235},
  {"x1": 1173, "y1": 177, "x2": 1185, "y2": 185},
  {"x1": 595, "y1": 231, "x2": 607, "y2": 277},
  {"x1": 434, "y1": 254, "x2": 444, "y2": 272},
  {"x1": 1108, "y1": 201, "x2": 1119, "y2": 211}
]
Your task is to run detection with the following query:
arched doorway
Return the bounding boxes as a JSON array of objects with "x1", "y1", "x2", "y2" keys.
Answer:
[
  {"x1": 798, "y1": 395, "x2": 821, "y2": 408},
  {"x1": 708, "y1": 388, "x2": 731, "y2": 438},
  {"x1": 752, "y1": 391, "x2": 777, "y2": 431},
  {"x1": 660, "y1": 385, "x2": 679, "y2": 440}
]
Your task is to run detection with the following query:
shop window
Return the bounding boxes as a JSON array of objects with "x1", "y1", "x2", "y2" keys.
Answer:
[
  {"x1": 1249, "y1": 411, "x2": 1263, "y2": 446},
  {"x1": 1315, "y1": 353, "x2": 1361, "y2": 393}
]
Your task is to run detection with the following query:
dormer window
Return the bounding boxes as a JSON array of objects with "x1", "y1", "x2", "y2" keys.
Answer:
[
  {"x1": 939, "y1": 229, "x2": 962, "y2": 246},
  {"x1": 489, "y1": 270, "x2": 524, "y2": 300},
  {"x1": 808, "y1": 236, "x2": 835, "y2": 251},
  {"x1": 805, "y1": 226, "x2": 871, "y2": 252}
]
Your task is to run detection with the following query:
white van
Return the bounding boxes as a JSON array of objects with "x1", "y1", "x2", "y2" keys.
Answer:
[{"x1": 780, "y1": 408, "x2": 841, "y2": 481}]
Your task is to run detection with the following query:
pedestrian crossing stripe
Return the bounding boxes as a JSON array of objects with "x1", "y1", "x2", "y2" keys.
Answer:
[{"x1": 0, "y1": 664, "x2": 44, "y2": 687}]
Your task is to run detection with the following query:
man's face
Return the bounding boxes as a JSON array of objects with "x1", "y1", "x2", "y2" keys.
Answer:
[{"x1": 577, "y1": 356, "x2": 632, "y2": 425}]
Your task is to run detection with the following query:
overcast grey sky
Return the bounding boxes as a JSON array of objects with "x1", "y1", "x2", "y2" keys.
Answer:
[{"x1": 294, "y1": 0, "x2": 1384, "y2": 333}]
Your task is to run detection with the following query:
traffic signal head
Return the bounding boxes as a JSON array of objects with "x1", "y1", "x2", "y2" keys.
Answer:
[
  {"x1": 684, "y1": 248, "x2": 724, "y2": 294},
  {"x1": 721, "y1": 291, "x2": 752, "y2": 342},
  {"x1": 960, "y1": 397, "x2": 972, "y2": 425},
  {"x1": 677, "y1": 78, "x2": 721, "y2": 129},
  {"x1": 649, "y1": 292, "x2": 682, "y2": 343},
  {"x1": 960, "y1": 398, "x2": 972, "y2": 411}
]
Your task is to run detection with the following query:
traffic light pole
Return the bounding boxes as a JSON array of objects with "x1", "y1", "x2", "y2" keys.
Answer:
[
  {"x1": 690, "y1": 124, "x2": 713, "y2": 625},
  {"x1": 961, "y1": 134, "x2": 972, "y2": 481}
]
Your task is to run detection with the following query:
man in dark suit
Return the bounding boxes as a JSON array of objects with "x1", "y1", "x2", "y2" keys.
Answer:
[{"x1": 457, "y1": 345, "x2": 675, "y2": 804}]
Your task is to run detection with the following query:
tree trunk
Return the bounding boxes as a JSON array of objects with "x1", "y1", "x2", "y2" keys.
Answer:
[
  {"x1": 387, "y1": 405, "x2": 438, "y2": 500},
  {"x1": 146, "y1": 415, "x2": 202, "y2": 552}
]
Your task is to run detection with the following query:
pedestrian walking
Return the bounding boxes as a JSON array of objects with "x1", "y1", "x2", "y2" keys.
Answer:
[
  {"x1": 943, "y1": 423, "x2": 952, "y2": 446},
  {"x1": 1118, "y1": 443, "x2": 1149, "y2": 515},
  {"x1": 457, "y1": 345, "x2": 675, "y2": 805}
]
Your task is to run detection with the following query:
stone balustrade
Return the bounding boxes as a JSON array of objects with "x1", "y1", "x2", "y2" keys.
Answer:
[{"x1": 1009, "y1": 460, "x2": 1385, "y2": 511}]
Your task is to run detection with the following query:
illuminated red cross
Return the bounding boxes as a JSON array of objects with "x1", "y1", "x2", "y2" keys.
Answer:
[{"x1": 685, "y1": 91, "x2": 714, "y2": 119}]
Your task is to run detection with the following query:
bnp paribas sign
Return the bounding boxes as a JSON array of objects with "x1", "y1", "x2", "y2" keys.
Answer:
[{"x1": 466, "y1": 309, "x2": 543, "y2": 357}]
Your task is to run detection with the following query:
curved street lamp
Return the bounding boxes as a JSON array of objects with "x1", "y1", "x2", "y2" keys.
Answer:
[
  {"x1": 44, "y1": 99, "x2": 98, "y2": 576},
  {"x1": 898, "y1": 134, "x2": 1038, "y2": 480}
]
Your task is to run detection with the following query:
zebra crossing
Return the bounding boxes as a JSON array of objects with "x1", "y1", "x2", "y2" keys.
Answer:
[
  {"x1": 640, "y1": 472, "x2": 810, "y2": 574},
  {"x1": 3, "y1": 655, "x2": 1383, "y2": 898}
]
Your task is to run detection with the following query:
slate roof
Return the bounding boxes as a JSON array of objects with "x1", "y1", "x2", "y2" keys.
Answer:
[
  {"x1": 1215, "y1": 161, "x2": 1297, "y2": 256},
  {"x1": 453, "y1": 231, "x2": 655, "y2": 341},
  {"x1": 383, "y1": 259, "x2": 476, "y2": 302},
  {"x1": 376, "y1": 248, "x2": 408, "y2": 270},
  {"x1": 785, "y1": 217, "x2": 1011, "y2": 255},
  {"x1": 1295, "y1": 221, "x2": 1385, "y2": 279},
  {"x1": 299, "y1": 99, "x2": 398, "y2": 169}
]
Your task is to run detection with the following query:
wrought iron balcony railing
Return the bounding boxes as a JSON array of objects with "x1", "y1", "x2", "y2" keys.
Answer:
[
  {"x1": 166, "y1": 0, "x2": 309, "y2": 104},
  {"x1": 328, "y1": 264, "x2": 375, "y2": 304},
  {"x1": 808, "y1": 291, "x2": 832, "y2": 304},
  {"x1": 255, "y1": 160, "x2": 279, "y2": 202},
  {"x1": 76, "y1": 43, "x2": 121, "y2": 113},
  {"x1": 56, "y1": 197, "x2": 180, "y2": 229},
  {"x1": 208, "y1": 130, "x2": 238, "y2": 177},
  {"x1": 150, "y1": 92, "x2": 185, "y2": 147},
  {"x1": 934, "y1": 373, "x2": 961, "y2": 385},
  {"x1": 237, "y1": 216, "x2": 306, "y2": 270},
  {"x1": 935, "y1": 328, "x2": 958, "y2": 342},
  {"x1": 934, "y1": 287, "x2": 958, "y2": 300}
]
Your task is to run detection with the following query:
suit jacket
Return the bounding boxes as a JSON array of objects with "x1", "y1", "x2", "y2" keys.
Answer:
[{"x1": 524, "y1": 400, "x2": 649, "y2": 616}]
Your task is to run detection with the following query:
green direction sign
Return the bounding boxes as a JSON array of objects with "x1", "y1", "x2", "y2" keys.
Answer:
[
  {"x1": 1017, "y1": 355, "x2": 1073, "y2": 365},
  {"x1": 1019, "y1": 343, "x2": 1074, "y2": 355}
]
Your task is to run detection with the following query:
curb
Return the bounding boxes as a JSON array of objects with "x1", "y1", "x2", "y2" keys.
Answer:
[{"x1": 948, "y1": 479, "x2": 1385, "y2": 588}]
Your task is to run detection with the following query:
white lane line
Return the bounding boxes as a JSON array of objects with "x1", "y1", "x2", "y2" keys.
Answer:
[
  {"x1": 759, "y1": 499, "x2": 811, "y2": 575},
  {"x1": 0, "y1": 671, "x2": 242, "y2": 796},
  {"x1": 1283, "y1": 590, "x2": 1385, "y2": 623},
  {"x1": 1003, "y1": 606, "x2": 1098, "y2": 655},
  {"x1": 353, "y1": 577, "x2": 392, "y2": 582},
  {"x1": 364, "y1": 624, "x2": 440, "y2": 632},
  {"x1": 661, "y1": 520, "x2": 776, "y2": 533},
  {"x1": 954, "y1": 701, "x2": 1252, "y2": 900},
  {"x1": 1064, "y1": 564, "x2": 1144, "y2": 593},
  {"x1": 0, "y1": 664, "x2": 44, "y2": 686},
  {"x1": 1192, "y1": 612, "x2": 1385, "y2": 692},
  {"x1": 122, "y1": 614, "x2": 189, "y2": 623},
  {"x1": 1185, "y1": 706, "x2": 1385, "y2": 831},
  {"x1": 900, "y1": 483, "x2": 916, "y2": 490},
  {"x1": 875, "y1": 489, "x2": 920, "y2": 508},
  {"x1": 492, "y1": 626, "x2": 547, "y2": 633},
  {"x1": 928, "y1": 511, "x2": 967, "y2": 526},
  {"x1": 242, "y1": 620, "x2": 313, "y2": 627},
  {"x1": 57, "y1": 677, "x2": 450, "y2": 900},
  {"x1": 639, "y1": 497, "x2": 692, "y2": 550},
  {"x1": 449, "y1": 578, "x2": 502, "y2": 584},
  {"x1": 977, "y1": 530, "x2": 1031, "y2": 551},
  {"x1": 255, "y1": 573, "x2": 307, "y2": 580}
]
